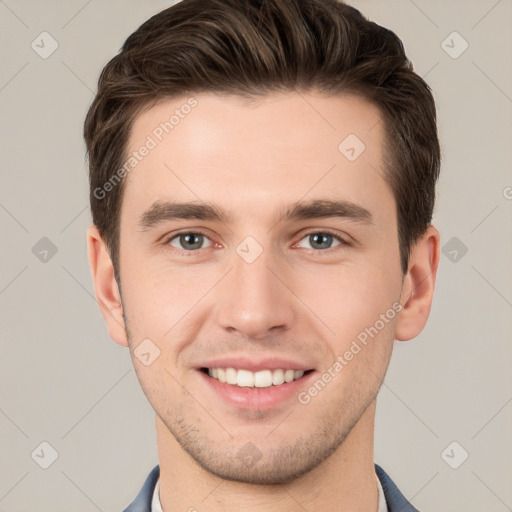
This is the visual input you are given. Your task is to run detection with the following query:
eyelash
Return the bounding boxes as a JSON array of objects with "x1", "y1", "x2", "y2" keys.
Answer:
[{"x1": 162, "y1": 229, "x2": 352, "y2": 255}]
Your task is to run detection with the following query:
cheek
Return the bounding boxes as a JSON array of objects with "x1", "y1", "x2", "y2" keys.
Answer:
[
  {"x1": 298, "y1": 261, "x2": 399, "y2": 336},
  {"x1": 120, "y1": 254, "x2": 208, "y2": 336},
  {"x1": 326, "y1": 313, "x2": 395, "y2": 404},
  {"x1": 298, "y1": 264, "x2": 399, "y2": 386}
]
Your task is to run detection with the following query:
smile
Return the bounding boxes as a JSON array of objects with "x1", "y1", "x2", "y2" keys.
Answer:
[{"x1": 202, "y1": 367, "x2": 311, "y2": 388}]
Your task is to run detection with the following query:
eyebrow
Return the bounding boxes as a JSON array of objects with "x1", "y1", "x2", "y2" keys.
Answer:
[{"x1": 138, "y1": 198, "x2": 374, "y2": 230}]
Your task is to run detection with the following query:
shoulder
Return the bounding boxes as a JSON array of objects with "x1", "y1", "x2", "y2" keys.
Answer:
[
  {"x1": 122, "y1": 465, "x2": 160, "y2": 512},
  {"x1": 375, "y1": 464, "x2": 420, "y2": 512}
]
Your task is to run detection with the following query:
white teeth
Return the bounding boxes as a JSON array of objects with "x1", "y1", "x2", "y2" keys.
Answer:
[
  {"x1": 284, "y1": 369, "x2": 295, "y2": 383},
  {"x1": 272, "y1": 369, "x2": 284, "y2": 385},
  {"x1": 226, "y1": 367, "x2": 237, "y2": 385},
  {"x1": 254, "y1": 370, "x2": 272, "y2": 388},
  {"x1": 206, "y1": 367, "x2": 306, "y2": 387},
  {"x1": 237, "y1": 369, "x2": 254, "y2": 387}
]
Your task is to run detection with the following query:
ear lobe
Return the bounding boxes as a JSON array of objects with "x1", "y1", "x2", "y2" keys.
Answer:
[
  {"x1": 87, "y1": 224, "x2": 128, "y2": 347},
  {"x1": 395, "y1": 225, "x2": 441, "y2": 342}
]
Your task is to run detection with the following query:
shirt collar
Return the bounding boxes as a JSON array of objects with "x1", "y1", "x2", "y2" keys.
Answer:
[
  {"x1": 377, "y1": 471, "x2": 389, "y2": 512},
  {"x1": 151, "y1": 477, "x2": 163, "y2": 512}
]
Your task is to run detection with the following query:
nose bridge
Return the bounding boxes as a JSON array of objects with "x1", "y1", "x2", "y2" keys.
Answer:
[
  {"x1": 216, "y1": 238, "x2": 294, "y2": 338},
  {"x1": 234, "y1": 246, "x2": 272, "y2": 299}
]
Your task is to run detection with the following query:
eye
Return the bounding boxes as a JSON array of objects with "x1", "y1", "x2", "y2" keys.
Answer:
[
  {"x1": 167, "y1": 231, "x2": 213, "y2": 251},
  {"x1": 296, "y1": 231, "x2": 346, "y2": 250}
]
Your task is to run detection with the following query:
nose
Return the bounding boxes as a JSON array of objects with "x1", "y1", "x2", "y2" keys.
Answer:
[{"x1": 215, "y1": 245, "x2": 296, "y2": 341}]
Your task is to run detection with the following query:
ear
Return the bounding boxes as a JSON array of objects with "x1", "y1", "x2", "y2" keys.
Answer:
[
  {"x1": 87, "y1": 224, "x2": 128, "y2": 347},
  {"x1": 395, "y1": 225, "x2": 441, "y2": 342}
]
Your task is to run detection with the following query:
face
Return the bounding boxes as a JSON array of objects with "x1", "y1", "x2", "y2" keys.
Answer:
[{"x1": 115, "y1": 91, "x2": 405, "y2": 483}]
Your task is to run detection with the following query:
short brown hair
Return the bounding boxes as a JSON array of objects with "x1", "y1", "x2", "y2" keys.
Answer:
[{"x1": 84, "y1": 0, "x2": 440, "y2": 280}]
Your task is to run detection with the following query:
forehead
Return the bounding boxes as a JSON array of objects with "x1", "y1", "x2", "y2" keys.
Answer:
[{"x1": 122, "y1": 90, "x2": 394, "y2": 227}]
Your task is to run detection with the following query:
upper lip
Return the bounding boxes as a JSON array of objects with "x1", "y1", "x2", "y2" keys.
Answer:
[{"x1": 197, "y1": 356, "x2": 315, "y2": 372}]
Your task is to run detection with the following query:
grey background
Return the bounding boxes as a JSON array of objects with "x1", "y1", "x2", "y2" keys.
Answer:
[{"x1": 1, "y1": 0, "x2": 511, "y2": 510}]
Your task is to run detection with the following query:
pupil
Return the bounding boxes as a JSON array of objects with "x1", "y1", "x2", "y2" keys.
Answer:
[
  {"x1": 311, "y1": 233, "x2": 332, "y2": 249},
  {"x1": 181, "y1": 233, "x2": 202, "y2": 249}
]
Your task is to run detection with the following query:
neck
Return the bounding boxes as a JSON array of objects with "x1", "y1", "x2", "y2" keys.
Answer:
[{"x1": 156, "y1": 401, "x2": 379, "y2": 512}]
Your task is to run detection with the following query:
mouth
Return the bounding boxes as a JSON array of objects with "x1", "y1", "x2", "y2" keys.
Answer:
[
  {"x1": 200, "y1": 367, "x2": 315, "y2": 388},
  {"x1": 196, "y1": 356, "x2": 317, "y2": 409}
]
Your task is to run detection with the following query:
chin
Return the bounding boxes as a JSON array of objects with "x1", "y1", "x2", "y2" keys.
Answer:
[{"x1": 176, "y1": 429, "x2": 350, "y2": 486}]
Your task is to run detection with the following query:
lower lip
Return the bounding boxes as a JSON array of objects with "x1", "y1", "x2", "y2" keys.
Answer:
[{"x1": 198, "y1": 370, "x2": 316, "y2": 410}]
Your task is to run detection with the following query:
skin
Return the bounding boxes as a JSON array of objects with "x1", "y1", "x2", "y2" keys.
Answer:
[{"x1": 88, "y1": 90, "x2": 440, "y2": 511}]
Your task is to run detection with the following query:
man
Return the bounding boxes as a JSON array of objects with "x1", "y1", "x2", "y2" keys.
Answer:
[{"x1": 84, "y1": 0, "x2": 440, "y2": 510}]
